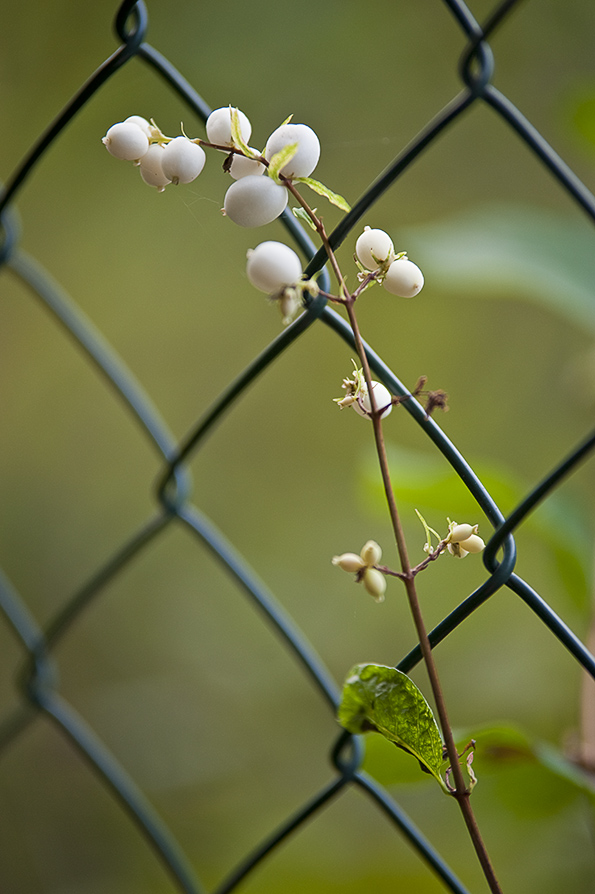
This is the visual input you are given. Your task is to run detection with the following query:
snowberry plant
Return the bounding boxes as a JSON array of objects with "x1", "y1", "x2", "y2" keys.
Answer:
[{"x1": 103, "y1": 105, "x2": 501, "y2": 893}]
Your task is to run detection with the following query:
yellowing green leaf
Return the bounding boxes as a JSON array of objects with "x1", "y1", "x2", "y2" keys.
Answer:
[
  {"x1": 291, "y1": 206, "x2": 318, "y2": 232},
  {"x1": 295, "y1": 177, "x2": 351, "y2": 212},
  {"x1": 229, "y1": 107, "x2": 256, "y2": 157},
  {"x1": 268, "y1": 143, "x2": 298, "y2": 182}
]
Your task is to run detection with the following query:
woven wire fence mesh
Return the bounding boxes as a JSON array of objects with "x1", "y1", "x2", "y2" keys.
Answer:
[{"x1": 2, "y1": 0, "x2": 595, "y2": 891}]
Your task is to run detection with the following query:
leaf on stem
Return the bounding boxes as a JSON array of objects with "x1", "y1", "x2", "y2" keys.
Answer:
[
  {"x1": 230, "y1": 108, "x2": 258, "y2": 157},
  {"x1": 338, "y1": 663, "x2": 447, "y2": 791},
  {"x1": 295, "y1": 176, "x2": 351, "y2": 212},
  {"x1": 268, "y1": 143, "x2": 299, "y2": 182},
  {"x1": 292, "y1": 206, "x2": 318, "y2": 232}
]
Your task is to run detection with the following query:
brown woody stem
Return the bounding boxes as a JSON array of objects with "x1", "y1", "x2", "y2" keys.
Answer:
[
  {"x1": 344, "y1": 299, "x2": 502, "y2": 894},
  {"x1": 286, "y1": 182, "x2": 501, "y2": 889}
]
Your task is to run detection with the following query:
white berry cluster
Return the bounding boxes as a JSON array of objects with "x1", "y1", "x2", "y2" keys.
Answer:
[
  {"x1": 102, "y1": 116, "x2": 206, "y2": 191},
  {"x1": 102, "y1": 106, "x2": 321, "y2": 226},
  {"x1": 332, "y1": 540, "x2": 387, "y2": 602},
  {"x1": 103, "y1": 106, "x2": 330, "y2": 323},
  {"x1": 355, "y1": 226, "x2": 424, "y2": 298},
  {"x1": 103, "y1": 109, "x2": 425, "y2": 327},
  {"x1": 224, "y1": 115, "x2": 320, "y2": 227}
]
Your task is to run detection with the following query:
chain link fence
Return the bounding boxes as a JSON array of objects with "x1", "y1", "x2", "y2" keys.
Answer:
[{"x1": 1, "y1": 0, "x2": 595, "y2": 891}]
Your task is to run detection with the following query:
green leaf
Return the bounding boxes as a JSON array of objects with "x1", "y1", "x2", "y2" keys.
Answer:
[
  {"x1": 229, "y1": 107, "x2": 256, "y2": 157},
  {"x1": 291, "y1": 206, "x2": 318, "y2": 232},
  {"x1": 295, "y1": 177, "x2": 351, "y2": 212},
  {"x1": 567, "y1": 90, "x2": 595, "y2": 151},
  {"x1": 338, "y1": 663, "x2": 447, "y2": 790},
  {"x1": 534, "y1": 741, "x2": 595, "y2": 807},
  {"x1": 463, "y1": 724, "x2": 595, "y2": 817},
  {"x1": 401, "y1": 203, "x2": 595, "y2": 332},
  {"x1": 267, "y1": 143, "x2": 298, "y2": 181}
]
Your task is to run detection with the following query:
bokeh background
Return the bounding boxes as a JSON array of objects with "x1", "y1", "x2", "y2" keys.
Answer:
[{"x1": 1, "y1": 0, "x2": 595, "y2": 892}]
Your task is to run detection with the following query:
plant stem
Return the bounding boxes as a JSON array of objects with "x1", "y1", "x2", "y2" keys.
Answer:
[
  {"x1": 345, "y1": 299, "x2": 503, "y2": 894},
  {"x1": 290, "y1": 184, "x2": 500, "y2": 887},
  {"x1": 282, "y1": 179, "x2": 350, "y2": 299}
]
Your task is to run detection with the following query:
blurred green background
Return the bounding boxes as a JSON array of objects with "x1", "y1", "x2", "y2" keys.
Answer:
[{"x1": 2, "y1": 0, "x2": 595, "y2": 891}]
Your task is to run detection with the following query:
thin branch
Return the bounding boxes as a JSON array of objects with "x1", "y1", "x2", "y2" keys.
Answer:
[{"x1": 345, "y1": 298, "x2": 502, "y2": 893}]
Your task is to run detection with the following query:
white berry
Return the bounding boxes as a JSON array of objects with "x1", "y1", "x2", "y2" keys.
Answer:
[
  {"x1": 102, "y1": 121, "x2": 149, "y2": 161},
  {"x1": 124, "y1": 115, "x2": 153, "y2": 138},
  {"x1": 223, "y1": 175, "x2": 288, "y2": 227},
  {"x1": 246, "y1": 241, "x2": 302, "y2": 293},
  {"x1": 383, "y1": 258, "x2": 424, "y2": 298},
  {"x1": 355, "y1": 227, "x2": 395, "y2": 270},
  {"x1": 264, "y1": 123, "x2": 320, "y2": 179},
  {"x1": 352, "y1": 381, "x2": 393, "y2": 419},
  {"x1": 161, "y1": 137, "x2": 206, "y2": 184},
  {"x1": 139, "y1": 143, "x2": 171, "y2": 190},
  {"x1": 228, "y1": 150, "x2": 266, "y2": 180},
  {"x1": 206, "y1": 107, "x2": 251, "y2": 147}
]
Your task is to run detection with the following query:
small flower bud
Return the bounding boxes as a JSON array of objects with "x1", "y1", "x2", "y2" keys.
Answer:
[
  {"x1": 362, "y1": 568, "x2": 387, "y2": 602},
  {"x1": 279, "y1": 290, "x2": 302, "y2": 325},
  {"x1": 449, "y1": 524, "x2": 474, "y2": 543},
  {"x1": 332, "y1": 553, "x2": 366, "y2": 573},
  {"x1": 458, "y1": 533, "x2": 485, "y2": 554},
  {"x1": 360, "y1": 540, "x2": 382, "y2": 566},
  {"x1": 335, "y1": 394, "x2": 357, "y2": 410},
  {"x1": 447, "y1": 542, "x2": 469, "y2": 558}
]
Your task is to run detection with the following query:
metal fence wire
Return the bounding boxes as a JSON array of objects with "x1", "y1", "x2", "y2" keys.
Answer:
[{"x1": 1, "y1": 0, "x2": 595, "y2": 891}]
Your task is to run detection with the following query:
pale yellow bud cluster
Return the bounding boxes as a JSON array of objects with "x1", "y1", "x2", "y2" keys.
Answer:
[
  {"x1": 446, "y1": 522, "x2": 485, "y2": 558},
  {"x1": 332, "y1": 539, "x2": 387, "y2": 602},
  {"x1": 416, "y1": 510, "x2": 486, "y2": 561}
]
